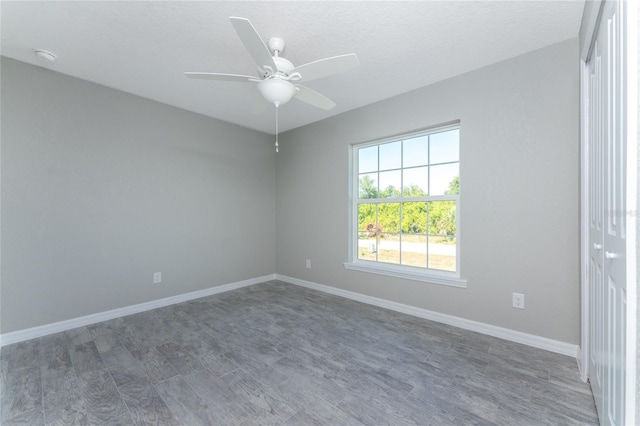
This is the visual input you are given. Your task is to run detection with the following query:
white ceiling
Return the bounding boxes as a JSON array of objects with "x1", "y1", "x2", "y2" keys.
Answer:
[{"x1": 1, "y1": 1, "x2": 585, "y2": 134}]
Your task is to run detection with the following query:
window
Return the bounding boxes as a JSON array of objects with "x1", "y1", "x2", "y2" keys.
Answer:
[{"x1": 345, "y1": 123, "x2": 465, "y2": 287}]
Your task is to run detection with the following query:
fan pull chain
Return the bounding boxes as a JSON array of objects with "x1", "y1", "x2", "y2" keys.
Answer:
[{"x1": 275, "y1": 105, "x2": 279, "y2": 153}]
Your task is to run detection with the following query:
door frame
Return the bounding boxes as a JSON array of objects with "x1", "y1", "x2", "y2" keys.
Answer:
[
  {"x1": 578, "y1": 0, "x2": 604, "y2": 384},
  {"x1": 579, "y1": 0, "x2": 638, "y2": 423}
]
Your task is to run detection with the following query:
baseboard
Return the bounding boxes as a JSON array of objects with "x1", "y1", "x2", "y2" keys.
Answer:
[
  {"x1": 0, "y1": 274, "x2": 276, "y2": 347},
  {"x1": 276, "y1": 274, "x2": 579, "y2": 358},
  {"x1": 3, "y1": 273, "x2": 579, "y2": 358}
]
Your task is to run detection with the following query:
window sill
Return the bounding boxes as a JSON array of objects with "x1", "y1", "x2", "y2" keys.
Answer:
[{"x1": 343, "y1": 261, "x2": 467, "y2": 288}]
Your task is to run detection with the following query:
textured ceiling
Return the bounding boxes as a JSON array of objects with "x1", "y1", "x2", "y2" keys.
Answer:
[{"x1": 1, "y1": 1, "x2": 585, "y2": 134}]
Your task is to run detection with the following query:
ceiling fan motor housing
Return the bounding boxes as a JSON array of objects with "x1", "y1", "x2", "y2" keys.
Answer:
[{"x1": 273, "y1": 56, "x2": 294, "y2": 75}]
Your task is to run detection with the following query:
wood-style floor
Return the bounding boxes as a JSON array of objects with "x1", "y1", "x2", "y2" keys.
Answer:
[{"x1": 1, "y1": 280, "x2": 598, "y2": 425}]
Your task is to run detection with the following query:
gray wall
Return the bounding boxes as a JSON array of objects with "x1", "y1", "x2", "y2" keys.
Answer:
[
  {"x1": 1, "y1": 57, "x2": 276, "y2": 334},
  {"x1": 1, "y1": 38, "x2": 580, "y2": 345},
  {"x1": 276, "y1": 39, "x2": 580, "y2": 344}
]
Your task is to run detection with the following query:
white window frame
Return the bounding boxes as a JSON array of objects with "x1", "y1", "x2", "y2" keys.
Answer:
[{"x1": 344, "y1": 122, "x2": 467, "y2": 288}]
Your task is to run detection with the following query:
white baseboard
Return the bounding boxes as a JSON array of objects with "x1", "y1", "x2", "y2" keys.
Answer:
[
  {"x1": 0, "y1": 274, "x2": 276, "y2": 347},
  {"x1": 276, "y1": 274, "x2": 579, "y2": 358},
  {"x1": 2, "y1": 273, "x2": 579, "y2": 359}
]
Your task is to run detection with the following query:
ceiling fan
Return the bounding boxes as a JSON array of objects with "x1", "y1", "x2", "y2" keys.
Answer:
[{"x1": 185, "y1": 17, "x2": 359, "y2": 151}]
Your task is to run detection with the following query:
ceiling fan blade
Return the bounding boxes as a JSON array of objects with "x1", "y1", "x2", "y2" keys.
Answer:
[
  {"x1": 229, "y1": 17, "x2": 277, "y2": 72},
  {"x1": 184, "y1": 72, "x2": 256, "y2": 83},
  {"x1": 290, "y1": 53, "x2": 359, "y2": 82},
  {"x1": 294, "y1": 85, "x2": 336, "y2": 110}
]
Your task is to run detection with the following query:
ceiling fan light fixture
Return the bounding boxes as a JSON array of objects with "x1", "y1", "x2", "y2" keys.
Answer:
[{"x1": 258, "y1": 78, "x2": 296, "y2": 107}]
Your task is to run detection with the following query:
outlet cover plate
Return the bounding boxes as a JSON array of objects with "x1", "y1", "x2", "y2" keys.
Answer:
[{"x1": 512, "y1": 292, "x2": 524, "y2": 309}]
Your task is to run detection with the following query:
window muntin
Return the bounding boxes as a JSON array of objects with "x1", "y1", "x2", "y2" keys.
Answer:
[{"x1": 352, "y1": 125, "x2": 460, "y2": 277}]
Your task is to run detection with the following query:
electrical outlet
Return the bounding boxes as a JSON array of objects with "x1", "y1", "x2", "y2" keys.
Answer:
[
  {"x1": 305, "y1": 259, "x2": 311, "y2": 269},
  {"x1": 512, "y1": 293, "x2": 524, "y2": 309},
  {"x1": 153, "y1": 272, "x2": 162, "y2": 284}
]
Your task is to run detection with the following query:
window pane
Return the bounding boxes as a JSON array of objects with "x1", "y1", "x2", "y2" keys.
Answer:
[
  {"x1": 428, "y1": 236, "x2": 456, "y2": 272},
  {"x1": 378, "y1": 170, "x2": 401, "y2": 198},
  {"x1": 429, "y1": 163, "x2": 459, "y2": 196},
  {"x1": 359, "y1": 146, "x2": 378, "y2": 173},
  {"x1": 445, "y1": 176, "x2": 459, "y2": 195},
  {"x1": 379, "y1": 141, "x2": 401, "y2": 171},
  {"x1": 430, "y1": 129, "x2": 459, "y2": 164},
  {"x1": 357, "y1": 204, "x2": 377, "y2": 231},
  {"x1": 358, "y1": 231, "x2": 377, "y2": 261},
  {"x1": 377, "y1": 203, "x2": 400, "y2": 233},
  {"x1": 358, "y1": 173, "x2": 378, "y2": 199},
  {"x1": 403, "y1": 167, "x2": 428, "y2": 197},
  {"x1": 401, "y1": 234, "x2": 427, "y2": 268},
  {"x1": 428, "y1": 201, "x2": 456, "y2": 236},
  {"x1": 377, "y1": 234, "x2": 400, "y2": 264},
  {"x1": 402, "y1": 202, "x2": 427, "y2": 234},
  {"x1": 403, "y1": 135, "x2": 429, "y2": 168}
]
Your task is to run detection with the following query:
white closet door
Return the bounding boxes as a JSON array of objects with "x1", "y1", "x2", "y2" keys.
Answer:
[{"x1": 587, "y1": 1, "x2": 628, "y2": 424}]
